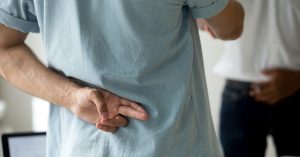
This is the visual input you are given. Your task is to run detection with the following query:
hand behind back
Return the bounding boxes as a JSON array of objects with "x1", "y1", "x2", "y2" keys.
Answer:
[{"x1": 70, "y1": 87, "x2": 149, "y2": 133}]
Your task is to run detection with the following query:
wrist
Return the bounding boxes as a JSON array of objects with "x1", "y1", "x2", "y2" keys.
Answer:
[{"x1": 61, "y1": 83, "x2": 81, "y2": 112}]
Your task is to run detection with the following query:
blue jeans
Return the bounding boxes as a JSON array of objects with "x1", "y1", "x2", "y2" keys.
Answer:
[{"x1": 220, "y1": 80, "x2": 300, "y2": 157}]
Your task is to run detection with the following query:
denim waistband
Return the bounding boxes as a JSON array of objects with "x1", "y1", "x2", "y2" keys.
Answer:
[
  {"x1": 224, "y1": 80, "x2": 254, "y2": 94},
  {"x1": 226, "y1": 79, "x2": 252, "y2": 87},
  {"x1": 222, "y1": 80, "x2": 253, "y2": 98}
]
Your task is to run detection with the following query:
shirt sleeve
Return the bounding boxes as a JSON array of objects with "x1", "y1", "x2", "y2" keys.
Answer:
[
  {"x1": 186, "y1": 0, "x2": 229, "y2": 19},
  {"x1": 0, "y1": 0, "x2": 39, "y2": 33}
]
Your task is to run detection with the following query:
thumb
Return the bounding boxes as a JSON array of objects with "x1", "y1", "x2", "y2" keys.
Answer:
[{"x1": 89, "y1": 90, "x2": 109, "y2": 121}]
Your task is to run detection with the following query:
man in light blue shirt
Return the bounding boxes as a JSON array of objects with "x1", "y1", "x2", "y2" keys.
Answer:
[{"x1": 0, "y1": 0, "x2": 243, "y2": 156}]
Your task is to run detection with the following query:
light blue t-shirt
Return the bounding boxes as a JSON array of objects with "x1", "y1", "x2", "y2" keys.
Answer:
[{"x1": 0, "y1": 0, "x2": 228, "y2": 156}]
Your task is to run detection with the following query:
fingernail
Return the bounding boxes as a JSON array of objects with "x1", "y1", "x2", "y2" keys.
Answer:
[{"x1": 101, "y1": 112, "x2": 109, "y2": 120}]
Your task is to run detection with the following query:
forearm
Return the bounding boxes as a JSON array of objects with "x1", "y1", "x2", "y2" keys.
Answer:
[
  {"x1": 204, "y1": 0, "x2": 244, "y2": 40},
  {"x1": 0, "y1": 42, "x2": 80, "y2": 109},
  {"x1": 0, "y1": 25, "x2": 148, "y2": 133}
]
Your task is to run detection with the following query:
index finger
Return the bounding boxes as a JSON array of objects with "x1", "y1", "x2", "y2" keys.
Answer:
[
  {"x1": 118, "y1": 105, "x2": 149, "y2": 121},
  {"x1": 120, "y1": 98, "x2": 146, "y2": 113}
]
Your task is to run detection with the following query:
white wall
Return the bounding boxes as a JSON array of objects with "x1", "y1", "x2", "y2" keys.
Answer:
[
  {"x1": 0, "y1": 33, "x2": 45, "y2": 132},
  {"x1": 0, "y1": 79, "x2": 33, "y2": 131},
  {"x1": 200, "y1": 32, "x2": 225, "y2": 131}
]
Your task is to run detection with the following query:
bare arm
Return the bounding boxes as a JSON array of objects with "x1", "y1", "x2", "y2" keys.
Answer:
[
  {"x1": 197, "y1": 0, "x2": 244, "y2": 40},
  {"x1": 0, "y1": 24, "x2": 148, "y2": 132},
  {"x1": 0, "y1": 25, "x2": 80, "y2": 109}
]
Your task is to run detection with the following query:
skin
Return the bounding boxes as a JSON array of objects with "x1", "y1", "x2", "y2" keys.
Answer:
[
  {"x1": 0, "y1": 0, "x2": 244, "y2": 133},
  {"x1": 197, "y1": 0, "x2": 244, "y2": 40},
  {"x1": 0, "y1": 25, "x2": 149, "y2": 133},
  {"x1": 197, "y1": 1, "x2": 300, "y2": 105},
  {"x1": 249, "y1": 69, "x2": 300, "y2": 105}
]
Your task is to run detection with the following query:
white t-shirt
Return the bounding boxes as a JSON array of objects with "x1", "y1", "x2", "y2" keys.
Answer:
[{"x1": 214, "y1": 0, "x2": 300, "y2": 82}]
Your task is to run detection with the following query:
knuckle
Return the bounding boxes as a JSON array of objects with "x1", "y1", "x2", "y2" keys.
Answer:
[
  {"x1": 89, "y1": 89, "x2": 98, "y2": 97},
  {"x1": 87, "y1": 91, "x2": 95, "y2": 100}
]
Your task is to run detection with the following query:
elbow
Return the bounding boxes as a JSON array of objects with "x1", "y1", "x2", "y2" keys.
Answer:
[
  {"x1": 232, "y1": 25, "x2": 244, "y2": 40},
  {"x1": 218, "y1": 12, "x2": 245, "y2": 40},
  {"x1": 215, "y1": 1, "x2": 245, "y2": 40},
  {"x1": 218, "y1": 24, "x2": 243, "y2": 40}
]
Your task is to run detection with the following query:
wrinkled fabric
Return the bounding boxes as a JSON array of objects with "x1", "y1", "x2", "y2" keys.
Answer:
[{"x1": 0, "y1": 0, "x2": 228, "y2": 156}]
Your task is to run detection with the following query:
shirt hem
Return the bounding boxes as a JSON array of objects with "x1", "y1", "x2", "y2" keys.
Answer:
[
  {"x1": 0, "y1": 9, "x2": 40, "y2": 33},
  {"x1": 190, "y1": 0, "x2": 229, "y2": 19}
]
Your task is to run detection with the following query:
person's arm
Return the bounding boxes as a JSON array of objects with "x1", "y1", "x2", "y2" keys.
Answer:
[
  {"x1": 197, "y1": 0, "x2": 244, "y2": 40},
  {"x1": 0, "y1": 24, "x2": 148, "y2": 132}
]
